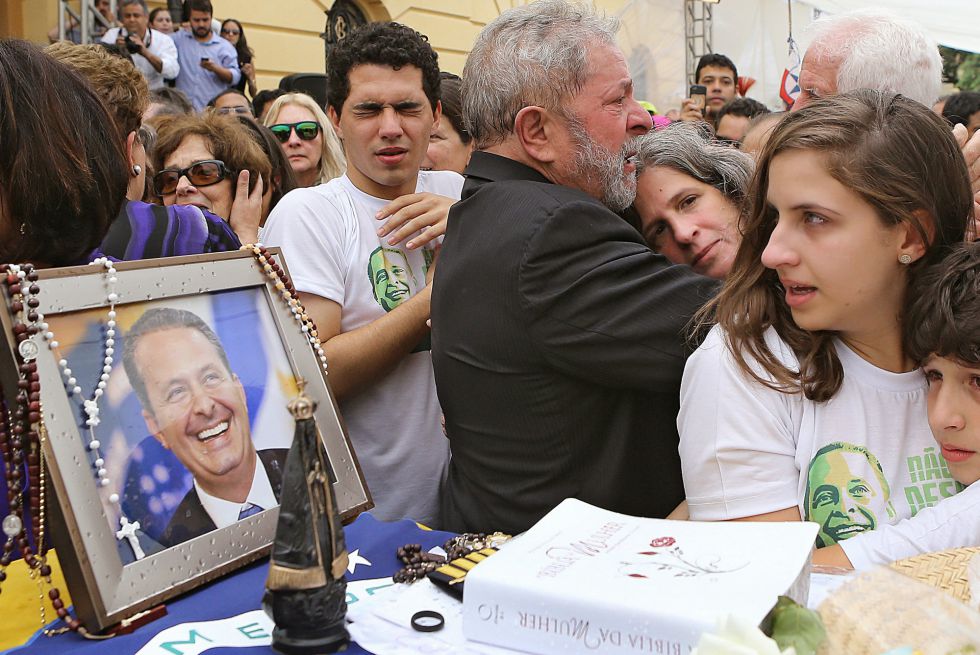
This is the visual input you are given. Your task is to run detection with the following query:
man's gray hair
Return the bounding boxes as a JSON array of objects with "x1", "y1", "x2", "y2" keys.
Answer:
[
  {"x1": 636, "y1": 122, "x2": 754, "y2": 212},
  {"x1": 118, "y1": 0, "x2": 149, "y2": 14},
  {"x1": 806, "y1": 8, "x2": 941, "y2": 107},
  {"x1": 462, "y1": 0, "x2": 619, "y2": 149}
]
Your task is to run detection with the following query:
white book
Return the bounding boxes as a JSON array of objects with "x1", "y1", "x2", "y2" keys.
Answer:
[{"x1": 463, "y1": 499, "x2": 818, "y2": 654}]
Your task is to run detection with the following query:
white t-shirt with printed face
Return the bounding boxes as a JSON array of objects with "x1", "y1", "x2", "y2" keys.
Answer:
[
  {"x1": 679, "y1": 326, "x2": 960, "y2": 549},
  {"x1": 261, "y1": 171, "x2": 464, "y2": 527}
]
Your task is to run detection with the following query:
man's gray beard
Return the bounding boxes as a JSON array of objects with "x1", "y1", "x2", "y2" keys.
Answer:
[{"x1": 567, "y1": 116, "x2": 638, "y2": 212}]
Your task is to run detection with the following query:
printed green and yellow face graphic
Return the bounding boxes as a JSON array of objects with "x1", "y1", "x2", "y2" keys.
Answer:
[
  {"x1": 368, "y1": 247, "x2": 416, "y2": 312},
  {"x1": 805, "y1": 443, "x2": 894, "y2": 547}
]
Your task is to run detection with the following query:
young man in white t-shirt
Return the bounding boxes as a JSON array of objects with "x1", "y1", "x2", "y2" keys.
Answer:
[{"x1": 262, "y1": 22, "x2": 462, "y2": 527}]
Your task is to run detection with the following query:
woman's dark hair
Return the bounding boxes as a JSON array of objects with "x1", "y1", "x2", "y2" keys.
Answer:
[
  {"x1": 438, "y1": 71, "x2": 471, "y2": 144},
  {"x1": 221, "y1": 19, "x2": 253, "y2": 65},
  {"x1": 234, "y1": 115, "x2": 297, "y2": 217},
  {"x1": 706, "y1": 90, "x2": 972, "y2": 402},
  {"x1": 0, "y1": 39, "x2": 127, "y2": 266}
]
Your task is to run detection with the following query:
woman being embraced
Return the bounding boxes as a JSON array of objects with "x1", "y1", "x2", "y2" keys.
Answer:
[
  {"x1": 634, "y1": 121, "x2": 754, "y2": 279},
  {"x1": 678, "y1": 91, "x2": 972, "y2": 551},
  {"x1": 152, "y1": 112, "x2": 271, "y2": 243}
]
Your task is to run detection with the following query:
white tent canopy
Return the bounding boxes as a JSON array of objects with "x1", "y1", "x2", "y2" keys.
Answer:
[
  {"x1": 800, "y1": 0, "x2": 980, "y2": 53},
  {"x1": 616, "y1": 0, "x2": 980, "y2": 114}
]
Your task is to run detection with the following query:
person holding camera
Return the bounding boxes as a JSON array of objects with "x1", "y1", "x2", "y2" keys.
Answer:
[
  {"x1": 173, "y1": 0, "x2": 241, "y2": 112},
  {"x1": 680, "y1": 53, "x2": 740, "y2": 124},
  {"x1": 101, "y1": 0, "x2": 178, "y2": 91}
]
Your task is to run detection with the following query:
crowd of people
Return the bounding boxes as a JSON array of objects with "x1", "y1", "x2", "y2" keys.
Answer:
[{"x1": 3, "y1": 0, "x2": 980, "y2": 580}]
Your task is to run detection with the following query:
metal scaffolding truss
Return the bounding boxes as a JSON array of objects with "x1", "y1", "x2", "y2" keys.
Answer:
[
  {"x1": 55, "y1": 0, "x2": 116, "y2": 44},
  {"x1": 685, "y1": 0, "x2": 715, "y2": 85}
]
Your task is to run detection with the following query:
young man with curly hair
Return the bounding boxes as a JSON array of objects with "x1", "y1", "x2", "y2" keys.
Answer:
[{"x1": 262, "y1": 22, "x2": 462, "y2": 527}]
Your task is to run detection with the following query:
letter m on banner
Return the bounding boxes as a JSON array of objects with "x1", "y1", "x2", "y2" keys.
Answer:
[{"x1": 159, "y1": 630, "x2": 213, "y2": 655}]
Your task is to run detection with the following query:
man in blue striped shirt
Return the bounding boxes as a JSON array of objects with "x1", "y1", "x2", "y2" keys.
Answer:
[{"x1": 173, "y1": 0, "x2": 240, "y2": 111}]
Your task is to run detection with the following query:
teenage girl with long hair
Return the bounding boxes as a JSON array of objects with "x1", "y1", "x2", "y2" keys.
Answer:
[{"x1": 678, "y1": 91, "x2": 973, "y2": 553}]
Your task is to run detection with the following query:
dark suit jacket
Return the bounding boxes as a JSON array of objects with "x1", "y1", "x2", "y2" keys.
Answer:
[
  {"x1": 159, "y1": 448, "x2": 288, "y2": 548},
  {"x1": 431, "y1": 152, "x2": 718, "y2": 534}
]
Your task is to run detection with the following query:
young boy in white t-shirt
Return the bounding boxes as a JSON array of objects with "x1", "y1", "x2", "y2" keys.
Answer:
[{"x1": 815, "y1": 242, "x2": 980, "y2": 569}]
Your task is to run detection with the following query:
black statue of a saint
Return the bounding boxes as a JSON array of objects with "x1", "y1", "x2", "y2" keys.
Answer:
[{"x1": 264, "y1": 382, "x2": 350, "y2": 654}]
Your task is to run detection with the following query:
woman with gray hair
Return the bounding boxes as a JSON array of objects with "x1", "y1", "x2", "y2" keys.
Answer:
[{"x1": 634, "y1": 121, "x2": 754, "y2": 279}]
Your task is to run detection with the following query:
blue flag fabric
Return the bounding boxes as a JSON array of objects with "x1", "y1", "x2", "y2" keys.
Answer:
[{"x1": 4, "y1": 513, "x2": 456, "y2": 655}]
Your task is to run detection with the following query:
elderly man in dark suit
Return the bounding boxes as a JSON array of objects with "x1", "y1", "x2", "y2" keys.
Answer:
[
  {"x1": 431, "y1": 0, "x2": 718, "y2": 535},
  {"x1": 122, "y1": 307, "x2": 287, "y2": 548}
]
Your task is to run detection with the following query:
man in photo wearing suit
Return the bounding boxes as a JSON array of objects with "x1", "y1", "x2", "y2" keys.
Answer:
[
  {"x1": 122, "y1": 307, "x2": 287, "y2": 547},
  {"x1": 431, "y1": 0, "x2": 718, "y2": 535}
]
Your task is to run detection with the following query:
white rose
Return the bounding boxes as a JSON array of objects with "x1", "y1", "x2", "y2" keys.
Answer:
[{"x1": 692, "y1": 615, "x2": 797, "y2": 655}]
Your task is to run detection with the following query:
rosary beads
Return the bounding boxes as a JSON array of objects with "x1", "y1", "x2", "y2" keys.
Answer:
[{"x1": 0, "y1": 264, "x2": 86, "y2": 633}]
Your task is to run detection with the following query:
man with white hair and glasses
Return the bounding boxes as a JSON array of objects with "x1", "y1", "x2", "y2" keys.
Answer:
[{"x1": 431, "y1": 0, "x2": 717, "y2": 535}]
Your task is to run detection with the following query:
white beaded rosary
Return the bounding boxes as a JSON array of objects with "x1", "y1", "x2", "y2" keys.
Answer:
[{"x1": 43, "y1": 259, "x2": 127, "y2": 512}]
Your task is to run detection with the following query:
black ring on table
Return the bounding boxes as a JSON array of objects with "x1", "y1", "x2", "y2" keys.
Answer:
[{"x1": 411, "y1": 610, "x2": 445, "y2": 632}]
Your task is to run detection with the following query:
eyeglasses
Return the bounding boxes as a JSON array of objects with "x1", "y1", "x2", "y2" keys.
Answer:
[
  {"x1": 221, "y1": 28, "x2": 240, "y2": 36},
  {"x1": 152, "y1": 159, "x2": 230, "y2": 196},
  {"x1": 269, "y1": 121, "x2": 320, "y2": 143},
  {"x1": 216, "y1": 106, "x2": 252, "y2": 115}
]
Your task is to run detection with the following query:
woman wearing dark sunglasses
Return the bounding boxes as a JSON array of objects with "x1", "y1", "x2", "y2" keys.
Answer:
[
  {"x1": 152, "y1": 112, "x2": 272, "y2": 242},
  {"x1": 262, "y1": 92, "x2": 345, "y2": 188}
]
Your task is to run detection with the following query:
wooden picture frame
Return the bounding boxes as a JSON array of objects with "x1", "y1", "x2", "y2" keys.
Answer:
[{"x1": 0, "y1": 250, "x2": 371, "y2": 632}]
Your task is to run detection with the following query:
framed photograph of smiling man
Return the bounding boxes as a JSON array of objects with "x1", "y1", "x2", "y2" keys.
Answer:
[{"x1": 2, "y1": 250, "x2": 370, "y2": 632}]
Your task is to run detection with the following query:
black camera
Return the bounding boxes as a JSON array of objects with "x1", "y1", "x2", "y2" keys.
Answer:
[{"x1": 124, "y1": 34, "x2": 141, "y2": 55}]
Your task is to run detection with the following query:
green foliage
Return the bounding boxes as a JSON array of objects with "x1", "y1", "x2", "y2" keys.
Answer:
[
  {"x1": 940, "y1": 46, "x2": 980, "y2": 91},
  {"x1": 768, "y1": 596, "x2": 827, "y2": 655},
  {"x1": 958, "y1": 54, "x2": 980, "y2": 92}
]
